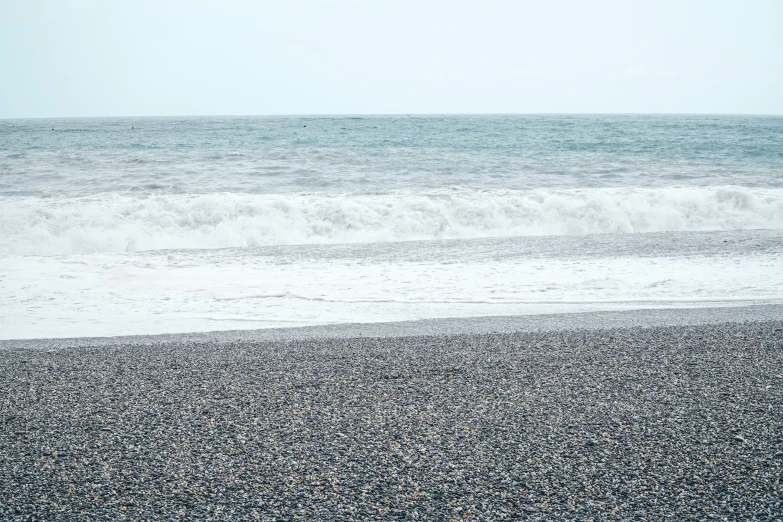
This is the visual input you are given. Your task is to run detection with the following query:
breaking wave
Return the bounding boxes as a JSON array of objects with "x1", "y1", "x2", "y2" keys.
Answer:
[{"x1": 2, "y1": 186, "x2": 782, "y2": 256}]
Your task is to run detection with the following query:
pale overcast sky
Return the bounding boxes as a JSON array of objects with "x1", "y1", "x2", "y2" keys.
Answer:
[{"x1": 1, "y1": 0, "x2": 781, "y2": 118}]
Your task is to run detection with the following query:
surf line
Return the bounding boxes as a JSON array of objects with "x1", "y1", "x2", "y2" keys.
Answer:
[{"x1": 213, "y1": 292, "x2": 783, "y2": 306}]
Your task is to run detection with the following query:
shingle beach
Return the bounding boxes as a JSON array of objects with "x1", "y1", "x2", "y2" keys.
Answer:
[{"x1": 2, "y1": 317, "x2": 782, "y2": 520}]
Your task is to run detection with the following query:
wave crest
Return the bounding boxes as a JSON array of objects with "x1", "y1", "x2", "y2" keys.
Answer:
[{"x1": 2, "y1": 186, "x2": 782, "y2": 256}]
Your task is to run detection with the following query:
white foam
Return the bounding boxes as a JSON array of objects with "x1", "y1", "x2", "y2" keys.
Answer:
[
  {"x1": 1, "y1": 243, "x2": 781, "y2": 339},
  {"x1": 2, "y1": 186, "x2": 782, "y2": 257}
]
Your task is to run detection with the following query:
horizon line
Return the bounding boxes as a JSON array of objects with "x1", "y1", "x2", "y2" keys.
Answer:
[{"x1": 2, "y1": 111, "x2": 782, "y2": 121}]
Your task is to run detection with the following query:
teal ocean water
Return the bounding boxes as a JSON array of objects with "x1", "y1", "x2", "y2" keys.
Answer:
[
  {"x1": 1, "y1": 115, "x2": 782, "y2": 338},
  {"x1": 3, "y1": 115, "x2": 783, "y2": 197}
]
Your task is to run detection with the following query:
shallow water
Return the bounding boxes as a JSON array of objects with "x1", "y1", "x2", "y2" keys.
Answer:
[{"x1": 1, "y1": 115, "x2": 782, "y2": 338}]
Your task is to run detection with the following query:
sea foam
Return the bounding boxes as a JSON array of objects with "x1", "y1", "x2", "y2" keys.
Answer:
[{"x1": 2, "y1": 186, "x2": 781, "y2": 257}]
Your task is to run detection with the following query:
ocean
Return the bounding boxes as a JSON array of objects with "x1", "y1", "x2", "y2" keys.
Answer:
[{"x1": 1, "y1": 114, "x2": 782, "y2": 339}]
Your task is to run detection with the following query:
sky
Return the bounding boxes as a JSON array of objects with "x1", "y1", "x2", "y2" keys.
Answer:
[{"x1": 1, "y1": 0, "x2": 782, "y2": 118}]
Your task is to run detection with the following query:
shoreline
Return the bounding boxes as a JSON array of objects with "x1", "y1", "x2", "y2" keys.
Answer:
[
  {"x1": 4, "y1": 228, "x2": 782, "y2": 341},
  {"x1": 2, "y1": 314, "x2": 782, "y2": 519},
  {"x1": 4, "y1": 303, "x2": 783, "y2": 348}
]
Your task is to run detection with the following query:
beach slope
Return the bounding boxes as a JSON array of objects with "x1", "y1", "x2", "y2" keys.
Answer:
[{"x1": 1, "y1": 318, "x2": 782, "y2": 520}]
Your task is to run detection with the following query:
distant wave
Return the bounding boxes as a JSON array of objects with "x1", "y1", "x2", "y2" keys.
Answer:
[{"x1": 2, "y1": 186, "x2": 782, "y2": 256}]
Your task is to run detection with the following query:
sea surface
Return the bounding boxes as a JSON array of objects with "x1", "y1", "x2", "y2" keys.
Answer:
[{"x1": 1, "y1": 115, "x2": 782, "y2": 339}]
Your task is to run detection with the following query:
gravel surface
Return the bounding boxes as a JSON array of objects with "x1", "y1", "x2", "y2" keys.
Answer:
[{"x1": 1, "y1": 320, "x2": 782, "y2": 520}]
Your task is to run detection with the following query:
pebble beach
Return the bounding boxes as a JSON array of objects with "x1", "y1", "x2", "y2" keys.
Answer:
[
  {"x1": 4, "y1": 6, "x2": 783, "y2": 520},
  {"x1": 1, "y1": 315, "x2": 782, "y2": 520}
]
